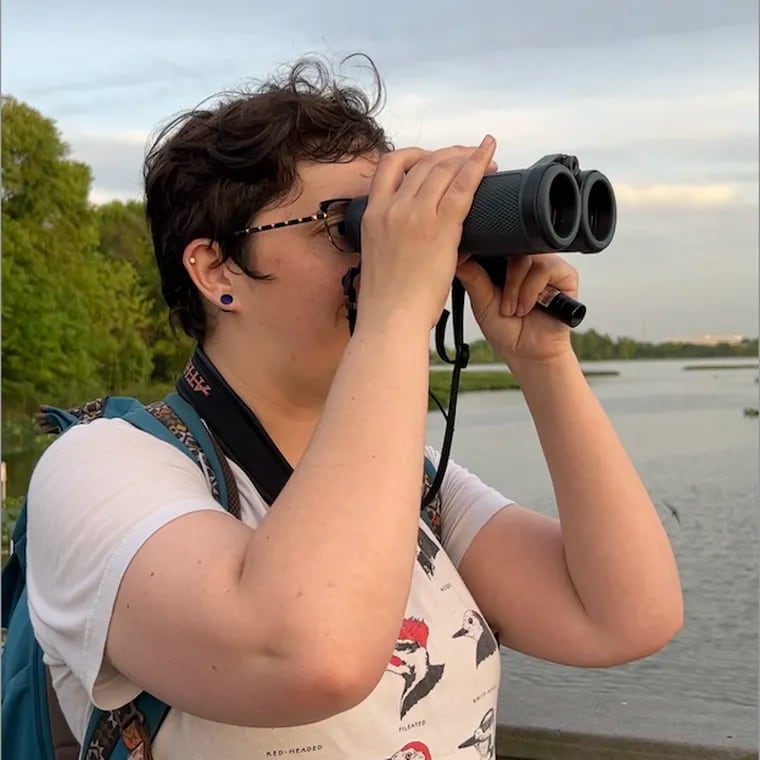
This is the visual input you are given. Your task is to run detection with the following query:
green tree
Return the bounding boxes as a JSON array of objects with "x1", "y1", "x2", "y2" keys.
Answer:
[
  {"x1": 94, "y1": 200, "x2": 193, "y2": 381},
  {"x1": 3, "y1": 96, "x2": 101, "y2": 411},
  {"x1": 2, "y1": 97, "x2": 153, "y2": 414},
  {"x1": 85, "y1": 255, "x2": 153, "y2": 391}
]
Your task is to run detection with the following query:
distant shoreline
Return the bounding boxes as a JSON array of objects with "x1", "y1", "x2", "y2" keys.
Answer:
[
  {"x1": 428, "y1": 368, "x2": 620, "y2": 409},
  {"x1": 683, "y1": 363, "x2": 758, "y2": 371},
  {"x1": 431, "y1": 335, "x2": 759, "y2": 367}
]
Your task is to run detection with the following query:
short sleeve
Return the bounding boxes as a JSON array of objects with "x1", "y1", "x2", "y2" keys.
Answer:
[
  {"x1": 26, "y1": 418, "x2": 227, "y2": 709},
  {"x1": 425, "y1": 446, "x2": 513, "y2": 567}
]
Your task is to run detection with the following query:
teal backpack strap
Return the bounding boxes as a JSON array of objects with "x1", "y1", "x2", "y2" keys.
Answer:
[
  {"x1": 160, "y1": 392, "x2": 241, "y2": 517},
  {"x1": 421, "y1": 456, "x2": 443, "y2": 542},
  {"x1": 1, "y1": 497, "x2": 29, "y2": 628},
  {"x1": 423, "y1": 456, "x2": 437, "y2": 483},
  {"x1": 80, "y1": 394, "x2": 240, "y2": 760}
]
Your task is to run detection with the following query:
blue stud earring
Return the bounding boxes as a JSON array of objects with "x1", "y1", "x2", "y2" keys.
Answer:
[{"x1": 220, "y1": 294, "x2": 233, "y2": 306}]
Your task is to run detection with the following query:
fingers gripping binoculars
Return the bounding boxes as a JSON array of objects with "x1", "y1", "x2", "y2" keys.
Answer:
[{"x1": 343, "y1": 154, "x2": 617, "y2": 327}]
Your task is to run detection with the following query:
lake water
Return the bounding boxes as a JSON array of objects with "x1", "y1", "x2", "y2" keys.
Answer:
[{"x1": 427, "y1": 357, "x2": 758, "y2": 711}]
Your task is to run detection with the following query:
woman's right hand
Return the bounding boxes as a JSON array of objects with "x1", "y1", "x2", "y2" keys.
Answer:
[{"x1": 356, "y1": 137, "x2": 497, "y2": 329}]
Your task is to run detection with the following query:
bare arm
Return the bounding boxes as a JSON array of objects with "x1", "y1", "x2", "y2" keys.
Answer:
[{"x1": 459, "y1": 350, "x2": 683, "y2": 665}]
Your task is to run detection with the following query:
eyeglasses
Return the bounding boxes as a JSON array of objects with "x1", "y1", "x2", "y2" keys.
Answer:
[{"x1": 224, "y1": 198, "x2": 356, "y2": 253}]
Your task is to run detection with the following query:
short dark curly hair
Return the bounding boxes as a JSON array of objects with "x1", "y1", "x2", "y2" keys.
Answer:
[{"x1": 143, "y1": 54, "x2": 393, "y2": 342}]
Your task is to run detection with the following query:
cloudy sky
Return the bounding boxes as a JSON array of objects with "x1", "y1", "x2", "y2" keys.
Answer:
[{"x1": 4, "y1": 0, "x2": 758, "y2": 342}]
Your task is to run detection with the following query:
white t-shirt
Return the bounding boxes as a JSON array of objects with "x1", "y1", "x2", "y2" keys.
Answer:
[{"x1": 26, "y1": 417, "x2": 512, "y2": 760}]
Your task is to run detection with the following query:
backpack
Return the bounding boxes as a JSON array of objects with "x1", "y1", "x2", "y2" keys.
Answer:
[{"x1": 2, "y1": 392, "x2": 441, "y2": 760}]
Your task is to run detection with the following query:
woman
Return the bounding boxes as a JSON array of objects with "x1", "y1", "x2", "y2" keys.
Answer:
[{"x1": 26, "y1": 57, "x2": 682, "y2": 759}]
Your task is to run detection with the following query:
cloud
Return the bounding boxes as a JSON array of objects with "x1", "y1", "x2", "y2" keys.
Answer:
[
  {"x1": 614, "y1": 183, "x2": 741, "y2": 208},
  {"x1": 65, "y1": 131, "x2": 150, "y2": 201},
  {"x1": 89, "y1": 187, "x2": 144, "y2": 206},
  {"x1": 563, "y1": 199, "x2": 758, "y2": 338},
  {"x1": 381, "y1": 87, "x2": 756, "y2": 159}
]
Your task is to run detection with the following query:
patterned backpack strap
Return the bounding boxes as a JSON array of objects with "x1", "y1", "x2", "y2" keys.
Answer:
[
  {"x1": 36, "y1": 397, "x2": 109, "y2": 434},
  {"x1": 81, "y1": 694, "x2": 165, "y2": 760},
  {"x1": 144, "y1": 400, "x2": 242, "y2": 519},
  {"x1": 421, "y1": 456, "x2": 443, "y2": 543}
]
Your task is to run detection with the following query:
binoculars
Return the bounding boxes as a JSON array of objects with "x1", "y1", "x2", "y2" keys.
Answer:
[{"x1": 343, "y1": 153, "x2": 617, "y2": 327}]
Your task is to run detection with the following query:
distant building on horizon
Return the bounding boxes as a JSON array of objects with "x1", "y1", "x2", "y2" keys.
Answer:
[{"x1": 665, "y1": 333, "x2": 748, "y2": 346}]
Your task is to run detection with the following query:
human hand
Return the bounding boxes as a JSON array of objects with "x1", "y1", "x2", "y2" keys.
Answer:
[
  {"x1": 455, "y1": 253, "x2": 579, "y2": 368},
  {"x1": 357, "y1": 137, "x2": 498, "y2": 330}
]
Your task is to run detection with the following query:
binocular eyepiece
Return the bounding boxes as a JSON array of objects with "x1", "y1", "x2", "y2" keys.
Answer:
[{"x1": 343, "y1": 154, "x2": 617, "y2": 328}]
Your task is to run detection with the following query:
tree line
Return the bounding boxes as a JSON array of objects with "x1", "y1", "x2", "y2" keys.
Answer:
[
  {"x1": 441, "y1": 332, "x2": 759, "y2": 365},
  {"x1": 2, "y1": 96, "x2": 756, "y2": 418}
]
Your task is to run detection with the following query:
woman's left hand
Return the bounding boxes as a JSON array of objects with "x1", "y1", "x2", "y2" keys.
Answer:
[{"x1": 455, "y1": 253, "x2": 579, "y2": 368}]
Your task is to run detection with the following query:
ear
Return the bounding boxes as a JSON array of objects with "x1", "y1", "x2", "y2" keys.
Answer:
[{"x1": 183, "y1": 239, "x2": 241, "y2": 312}]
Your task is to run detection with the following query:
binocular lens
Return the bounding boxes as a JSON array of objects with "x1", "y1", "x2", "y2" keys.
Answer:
[
  {"x1": 548, "y1": 172, "x2": 580, "y2": 240},
  {"x1": 585, "y1": 177, "x2": 615, "y2": 247}
]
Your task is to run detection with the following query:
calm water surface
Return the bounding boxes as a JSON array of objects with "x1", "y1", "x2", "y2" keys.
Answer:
[{"x1": 427, "y1": 358, "x2": 758, "y2": 709}]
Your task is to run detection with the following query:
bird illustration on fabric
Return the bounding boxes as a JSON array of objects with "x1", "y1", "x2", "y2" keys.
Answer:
[
  {"x1": 387, "y1": 617, "x2": 445, "y2": 719},
  {"x1": 452, "y1": 610, "x2": 498, "y2": 667},
  {"x1": 385, "y1": 740, "x2": 433, "y2": 760},
  {"x1": 458, "y1": 708, "x2": 495, "y2": 758},
  {"x1": 416, "y1": 527, "x2": 440, "y2": 579}
]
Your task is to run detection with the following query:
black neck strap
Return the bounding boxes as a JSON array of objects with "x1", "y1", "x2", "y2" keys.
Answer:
[
  {"x1": 423, "y1": 278, "x2": 469, "y2": 506},
  {"x1": 176, "y1": 347, "x2": 293, "y2": 505},
  {"x1": 176, "y1": 271, "x2": 469, "y2": 509}
]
